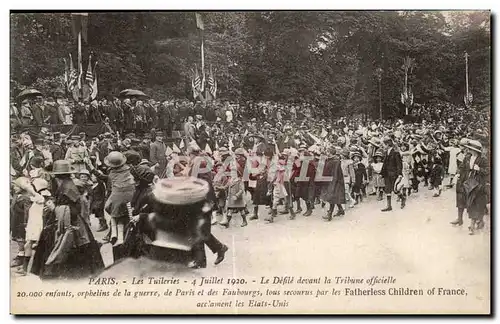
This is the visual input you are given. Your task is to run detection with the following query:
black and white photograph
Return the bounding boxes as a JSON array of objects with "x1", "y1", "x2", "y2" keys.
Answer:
[{"x1": 9, "y1": 10, "x2": 491, "y2": 314}]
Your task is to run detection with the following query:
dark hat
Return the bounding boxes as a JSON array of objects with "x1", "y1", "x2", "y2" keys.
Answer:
[
  {"x1": 135, "y1": 165, "x2": 155, "y2": 183},
  {"x1": 156, "y1": 131, "x2": 164, "y2": 137},
  {"x1": 34, "y1": 138, "x2": 44, "y2": 146},
  {"x1": 51, "y1": 160, "x2": 76, "y2": 175},
  {"x1": 70, "y1": 135, "x2": 81, "y2": 141},
  {"x1": 123, "y1": 150, "x2": 142, "y2": 166}
]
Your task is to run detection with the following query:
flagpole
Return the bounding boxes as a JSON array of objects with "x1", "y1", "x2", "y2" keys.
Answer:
[
  {"x1": 465, "y1": 51, "x2": 469, "y2": 103},
  {"x1": 77, "y1": 29, "x2": 82, "y2": 98},
  {"x1": 200, "y1": 27, "x2": 205, "y2": 94}
]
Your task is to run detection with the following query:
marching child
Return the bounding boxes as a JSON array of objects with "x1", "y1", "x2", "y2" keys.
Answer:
[
  {"x1": 265, "y1": 155, "x2": 289, "y2": 223},
  {"x1": 430, "y1": 155, "x2": 445, "y2": 197},
  {"x1": 369, "y1": 150, "x2": 385, "y2": 201},
  {"x1": 351, "y1": 151, "x2": 368, "y2": 204},
  {"x1": 220, "y1": 170, "x2": 247, "y2": 227}
]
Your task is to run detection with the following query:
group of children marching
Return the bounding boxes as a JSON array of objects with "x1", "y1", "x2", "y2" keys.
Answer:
[{"x1": 205, "y1": 134, "x2": 457, "y2": 228}]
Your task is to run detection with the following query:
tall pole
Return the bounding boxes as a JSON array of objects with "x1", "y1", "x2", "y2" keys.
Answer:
[
  {"x1": 77, "y1": 30, "x2": 82, "y2": 96},
  {"x1": 375, "y1": 67, "x2": 383, "y2": 121},
  {"x1": 379, "y1": 77, "x2": 382, "y2": 120},
  {"x1": 201, "y1": 29, "x2": 205, "y2": 93},
  {"x1": 465, "y1": 51, "x2": 469, "y2": 99}
]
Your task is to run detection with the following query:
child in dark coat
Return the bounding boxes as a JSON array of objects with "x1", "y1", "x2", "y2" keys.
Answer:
[
  {"x1": 430, "y1": 155, "x2": 445, "y2": 197},
  {"x1": 351, "y1": 153, "x2": 368, "y2": 204}
]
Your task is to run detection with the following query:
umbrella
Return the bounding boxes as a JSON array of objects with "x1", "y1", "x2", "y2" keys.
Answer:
[
  {"x1": 16, "y1": 89, "x2": 42, "y2": 101},
  {"x1": 119, "y1": 89, "x2": 149, "y2": 98}
]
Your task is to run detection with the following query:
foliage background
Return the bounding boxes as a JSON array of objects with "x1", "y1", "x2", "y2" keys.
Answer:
[{"x1": 10, "y1": 11, "x2": 490, "y2": 118}]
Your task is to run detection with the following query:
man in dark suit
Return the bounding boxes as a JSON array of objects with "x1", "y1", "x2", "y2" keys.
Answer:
[{"x1": 380, "y1": 136, "x2": 403, "y2": 211}]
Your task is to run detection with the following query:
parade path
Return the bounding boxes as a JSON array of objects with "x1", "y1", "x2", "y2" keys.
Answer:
[{"x1": 11, "y1": 185, "x2": 491, "y2": 314}]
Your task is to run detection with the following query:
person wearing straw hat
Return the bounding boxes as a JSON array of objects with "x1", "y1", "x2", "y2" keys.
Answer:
[
  {"x1": 91, "y1": 151, "x2": 136, "y2": 245},
  {"x1": 30, "y1": 160, "x2": 104, "y2": 279},
  {"x1": 455, "y1": 139, "x2": 489, "y2": 235},
  {"x1": 380, "y1": 136, "x2": 403, "y2": 212}
]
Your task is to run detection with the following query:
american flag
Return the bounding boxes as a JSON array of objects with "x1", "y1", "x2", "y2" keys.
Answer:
[
  {"x1": 67, "y1": 54, "x2": 78, "y2": 91},
  {"x1": 191, "y1": 67, "x2": 202, "y2": 99},
  {"x1": 85, "y1": 53, "x2": 94, "y2": 87},
  {"x1": 208, "y1": 65, "x2": 217, "y2": 99}
]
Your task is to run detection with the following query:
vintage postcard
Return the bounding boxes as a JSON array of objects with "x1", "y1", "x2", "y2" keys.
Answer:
[{"x1": 10, "y1": 10, "x2": 491, "y2": 314}]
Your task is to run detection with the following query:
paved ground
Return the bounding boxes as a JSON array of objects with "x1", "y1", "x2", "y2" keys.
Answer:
[{"x1": 11, "y1": 181, "x2": 491, "y2": 314}]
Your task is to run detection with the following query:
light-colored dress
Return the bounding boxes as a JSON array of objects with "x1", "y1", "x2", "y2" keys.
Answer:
[
  {"x1": 444, "y1": 146, "x2": 461, "y2": 175},
  {"x1": 370, "y1": 162, "x2": 384, "y2": 188}
]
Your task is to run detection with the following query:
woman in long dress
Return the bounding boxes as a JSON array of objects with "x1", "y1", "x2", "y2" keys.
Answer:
[{"x1": 31, "y1": 160, "x2": 104, "y2": 279}]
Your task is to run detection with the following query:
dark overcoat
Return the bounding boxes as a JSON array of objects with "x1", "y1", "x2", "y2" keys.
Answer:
[{"x1": 319, "y1": 157, "x2": 346, "y2": 204}]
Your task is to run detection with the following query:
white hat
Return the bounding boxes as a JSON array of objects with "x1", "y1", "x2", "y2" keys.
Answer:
[{"x1": 152, "y1": 177, "x2": 209, "y2": 205}]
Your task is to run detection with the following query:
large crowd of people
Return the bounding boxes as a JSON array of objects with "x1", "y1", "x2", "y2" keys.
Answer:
[{"x1": 9, "y1": 93, "x2": 491, "y2": 280}]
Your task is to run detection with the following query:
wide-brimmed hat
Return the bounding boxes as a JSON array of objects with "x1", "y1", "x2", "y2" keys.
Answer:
[
  {"x1": 104, "y1": 151, "x2": 127, "y2": 168},
  {"x1": 374, "y1": 150, "x2": 384, "y2": 158},
  {"x1": 152, "y1": 177, "x2": 209, "y2": 205},
  {"x1": 463, "y1": 139, "x2": 482, "y2": 153},
  {"x1": 51, "y1": 160, "x2": 76, "y2": 175},
  {"x1": 70, "y1": 135, "x2": 80, "y2": 141}
]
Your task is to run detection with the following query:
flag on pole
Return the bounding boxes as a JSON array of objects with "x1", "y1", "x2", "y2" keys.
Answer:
[
  {"x1": 85, "y1": 53, "x2": 93, "y2": 87},
  {"x1": 67, "y1": 54, "x2": 78, "y2": 91},
  {"x1": 208, "y1": 65, "x2": 217, "y2": 99},
  {"x1": 91, "y1": 62, "x2": 98, "y2": 100},
  {"x1": 179, "y1": 139, "x2": 185, "y2": 149},
  {"x1": 172, "y1": 143, "x2": 181, "y2": 153},
  {"x1": 77, "y1": 47, "x2": 83, "y2": 91},
  {"x1": 165, "y1": 146, "x2": 173, "y2": 156},
  {"x1": 63, "y1": 57, "x2": 69, "y2": 88},
  {"x1": 191, "y1": 66, "x2": 202, "y2": 99},
  {"x1": 195, "y1": 13, "x2": 204, "y2": 30}
]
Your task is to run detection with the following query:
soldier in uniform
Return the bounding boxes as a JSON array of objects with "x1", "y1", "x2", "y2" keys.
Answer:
[{"x1": 149, "y1": 131, "x2": 167, "y2": 177}]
